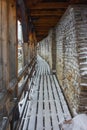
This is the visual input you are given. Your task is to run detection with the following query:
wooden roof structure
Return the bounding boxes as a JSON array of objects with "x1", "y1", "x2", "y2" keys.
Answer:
[{"x1": 17, "y1": 0, "x2": 87, "y2": 42}]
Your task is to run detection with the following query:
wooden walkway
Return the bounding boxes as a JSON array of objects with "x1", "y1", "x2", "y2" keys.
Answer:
[{"x1": 18, "y1": 56, "x2": 71, "y2": 130}]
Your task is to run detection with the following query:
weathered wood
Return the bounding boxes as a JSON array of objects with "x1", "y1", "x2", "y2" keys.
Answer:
[
  {"x1": 30, "y1": 9, "x2": 65, "y2": 17},
  {"x1": 8, "y1": 0, "x2": 18, "y2": 97},
  {"x1": 0, "y1": 0, "x2": 2, "y2": 89},
  {"x1": 33, "y1": 17, "x2": 59, "y2": 24},
  {"x1": 0, "y1": 1, "x2": 10, "y2": 129},
  {"x1": 18, "y1": 56, "x2": 71, "y2": 130},
  {"x1": 23, "y1": 43, "x2": 29, "y2": 65},
  {"x1": 1, "y1": 0, "x2": 9, "y2": 90},
  {"x1": 8, "y1": 0, "x2": 17, "y2": 80},
  {"x1": 27, "y1": 2, "x2": 69, "y2": 10}
]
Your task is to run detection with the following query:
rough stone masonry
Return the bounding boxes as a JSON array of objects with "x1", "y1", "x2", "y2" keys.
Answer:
[{"x1": 38, "y1": 5, "x2": 87, "y2": 115}]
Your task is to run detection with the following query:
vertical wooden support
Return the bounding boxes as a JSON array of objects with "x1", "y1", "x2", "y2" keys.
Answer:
[
  {"x1": 8, "y1": 0, "x2": 18, "y2": 97},
  {"x1": 23, "y1": 43, "x2": 29, "y2": 65},
  {"x1": 29, "y1": 31, "x2": 37, "y2": 60},
  {"x1": 0, "y1": 0, "x2": 2, "y2": 89},
  {"x1": 0, "y1": 0, "x2": 18, "y2": 127},
  {"x1": 52, "y1": 28, "x2": 56, "y2": 73},
  {"x1": 0, "y1": 0, "x2": 9, "y2": 124},
  {"x1": 0, "y1": 0, "x2": 9, "y2": 90},
  {"x1": 18, "y1": 0, "x2": 29, "y2": 65}
]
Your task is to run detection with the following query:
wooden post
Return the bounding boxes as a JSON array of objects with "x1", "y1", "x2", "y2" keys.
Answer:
[
  {"x1": 0, "y1": 0, "x2": 9, "y2": 90},
  {"x1": 23, "y1": 43, "x2": 29, "y2": 65},
  {"x1": 8, "y1": 0, "x2": 18, "y2": 97},
  {"x1": 0, "y1": 0, "x2": 10, "y2": 123},
  {"x1": 0, "y1": 0, "x2": 18, "y2": 128}
]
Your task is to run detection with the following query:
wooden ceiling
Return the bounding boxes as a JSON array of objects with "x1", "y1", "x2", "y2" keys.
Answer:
[{"x1": 18, "y1": 0, "x2": 87, "y2": 42}]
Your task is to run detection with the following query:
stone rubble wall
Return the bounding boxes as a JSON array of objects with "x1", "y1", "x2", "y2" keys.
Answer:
[
  {"x1": 38, "y1": 30, "x2": 52, "y2": 69},
  {"x1": 38, "y1": 5, "x2": 87, "y2": 115}
]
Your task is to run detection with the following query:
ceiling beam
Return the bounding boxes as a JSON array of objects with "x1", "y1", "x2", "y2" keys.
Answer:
[
  {"x1": 34, "y1": 22, "x2": 57, "y2": 26},
  {"x1": 69, "y1": 0, "x2": 87, "y2": 4},
  {"x1": 33, "y1": 18, "x2": 59, "y2": 24},
  {"x1": 30, "y1": 9, "x2": 65, "y2": 17},
  {"x1": 27, "y1": 2, "x2": 69, "y2": 10}
]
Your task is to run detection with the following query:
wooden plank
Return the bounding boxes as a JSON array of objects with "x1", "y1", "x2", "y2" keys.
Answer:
[
  {"x1": 8, "y1": 0, "x2": 17, "y2": 80},
  {"x1": 28, "y1": 101, "x2": 37, "y2": 130},
  {"x1": 22, "y1": 101, "x2": 31, "y2": 130},
  {"x1": 1, "y1": 0, "x2": 9, "y2": 89},
  {"x1": 36, "y1": 101, "x2": 43, "y2": 130},
  {"x1": 0, "y1": 0, "x2": 2, "y2": 88},
  {"x1": 34, "y1": 22, "x2": 57, "y2": 27},
  {"x1": 33, "y1": 18, "x2": 59, "y2": 24},
  {"x1": 44, "y1": 76, "x2": 51, "y2": 130},
  {"x1": 44, "y1": 76, "x2": 48, "y2": 100},
  {"x1": 53, "y1": 75, "x2": 71, "y2": 119},
  {"x1": 50, "y1": 75, "x2": 65, "y2": 122},
  {"x1": 19, "y1": 101, "x2": 29, "y2": 130},
  {"x1": 30, "y1": 9, "x2": 64, "y2": 17},
  {"x1": 47, "y1": 75, "x2": 60, "y2": 130},
  {"x1": 39, "y1": 75, "x2": 43, "y2": 100},
  {"x1": 18, "y1": 56, "x2": 71, "y2": 130},
  {"x1": 19, "y1": 92, "x2": 28, "y2": 116},
  {"x1": 28, "y1": 73, "x2": 40, "y2": 130},
  {"x1": 28, "y1": 2, "x2": 69, "y2": 10}
]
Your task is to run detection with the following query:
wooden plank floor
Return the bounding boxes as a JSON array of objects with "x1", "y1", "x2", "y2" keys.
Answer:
[{"x1": 18, "y1": 55, "x2": 71, "y2": 130}]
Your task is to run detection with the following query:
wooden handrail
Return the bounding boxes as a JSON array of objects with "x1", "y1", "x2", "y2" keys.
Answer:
[
  {"x1": 1, "y1": 56, "x2": 36, "y2": 130},
  {"x1": 7, "y1": 57, "x2": 36, "y2": 92},
  {"x1": 18, "y1": 60, "x2": 36, "y2": 99}
]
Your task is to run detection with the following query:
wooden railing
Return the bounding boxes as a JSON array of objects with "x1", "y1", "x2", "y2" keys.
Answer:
[{"x1": 1, "y1": 56, "x2": 36, "y2": 130}]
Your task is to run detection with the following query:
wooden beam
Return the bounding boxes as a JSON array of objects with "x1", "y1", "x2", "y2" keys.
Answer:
[
  {"x1": 30, "y1": 9, "x2": 65, "y2": 17},
  {"x1": 34, "y1": 22, "x2": 57, "y2": 27},
  {"x1": 69, "y1": 0, "x2": 87, "y2": 4},
  {"x1": 27, "y1": 2, "x2": 69, "y2": 9},
  {"x1": 8, "y1": 0, "x2": 18, "y2": 83},
  {"x1": 33, "y1": 18, "x2": 59, "y2": 24},
  {"x1": 35, "y1": 26, "x2": 51, "y2": 30},
  {"x1": 0, "y1": 0, "x2": 2, "y2": 89},
  {"x1": 0, "y1": 0, "x2": 9, "y2": 90}
]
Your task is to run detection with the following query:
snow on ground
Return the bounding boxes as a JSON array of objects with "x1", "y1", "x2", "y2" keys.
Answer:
[{"x1": 61, "y1": 114, "x2": 87, "y2": 130}]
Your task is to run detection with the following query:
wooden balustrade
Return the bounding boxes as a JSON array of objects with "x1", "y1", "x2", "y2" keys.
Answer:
[{"x1": 1, "y1": 56, "x2": 36, "y2": 130}]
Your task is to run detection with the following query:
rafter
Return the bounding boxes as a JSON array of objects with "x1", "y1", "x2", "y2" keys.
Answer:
[
  {"x1": 27, "y1": 2, "x2": 69, "y2": 10},
  {"x1": 30, "y1": 9, "x2": 65, "y2": 17},
  {"x1": 33, "y1": 18, "x2": 59, "y2": 24}
]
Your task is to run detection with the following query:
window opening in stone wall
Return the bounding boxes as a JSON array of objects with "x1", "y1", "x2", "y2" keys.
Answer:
[
  {"x1": 18, "y1": 20, "x2": 23, "y2": 73},
  {"x1": 17, "y1": 21, "x2": 24, "y2": 89}
]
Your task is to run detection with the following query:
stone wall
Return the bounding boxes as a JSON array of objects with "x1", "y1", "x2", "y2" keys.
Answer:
[
  {"x1": 56, "y1": 6, "x2": 80, "y2": 114},
  {"x1": 74, "y1": 5, "x2": 87, "y2": 113},
  {"x1": 38, "y1": 5, "x2": 87, "y2": 115},
  {"x1": 38, "y1": 30, "x2": 52, "y2": 69}
]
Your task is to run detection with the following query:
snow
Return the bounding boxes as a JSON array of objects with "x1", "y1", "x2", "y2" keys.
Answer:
[
  {"x1": 81, "y1": 71, "x2": 87, "y2": 76},
  {"x1": 80, "y1": 68, "x2": 87, "y2": 71},
  {"x1": 80, "y1": 62, "x2": 87, "y2": 65},
  {"x1": 79, "y1": 52, "x2": 87, "y2": 54},
  {"x1": 79, "y1": 56, "x2": 87, "y2": 59},
  {"x1": 80, "y1": 83, "x2": 87, "y2": 86},
  {"x1": 79, "y1": 47, "x2": 87, "y2": 51},
  {"x1": 61, "y1": 114, "x2": 87, "y2": 130}
]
